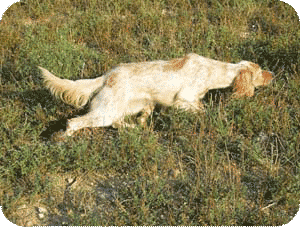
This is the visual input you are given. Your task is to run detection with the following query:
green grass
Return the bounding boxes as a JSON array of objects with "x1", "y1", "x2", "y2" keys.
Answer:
[{"x1": 0, "y1": 0, "x2": 299, "y2": 225}]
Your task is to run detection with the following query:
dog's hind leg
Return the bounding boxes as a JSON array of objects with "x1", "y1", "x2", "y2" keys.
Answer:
[{"x1": 65, "y1": 109, "x2": 115, "y2": 136}]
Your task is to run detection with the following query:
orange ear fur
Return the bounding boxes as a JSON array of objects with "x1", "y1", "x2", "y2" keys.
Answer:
[{"x1": 233, "y1": 69, "x2": 255, "y2": 97}]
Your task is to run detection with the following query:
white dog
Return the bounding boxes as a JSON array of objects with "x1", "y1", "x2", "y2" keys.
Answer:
[{"x1": 39, "y1": 53, "x2": 273, "y2": 136}]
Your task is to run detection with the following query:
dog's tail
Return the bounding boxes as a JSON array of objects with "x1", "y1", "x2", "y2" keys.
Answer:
[{"x1": 38, "y1": 66, "x2": 104, "y2": 108}]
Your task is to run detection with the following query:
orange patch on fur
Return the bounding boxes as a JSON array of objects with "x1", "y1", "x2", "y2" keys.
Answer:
[
  {"x1": 233, "y1": 69, "x2": 254, "y2": 97},
  {"x1": 239, "y1": 69, "x2": 250, "y2": 75},
  {"x1": 105, "y1": 72, "x2": 118, "y2": 88},
  {"x1": 262, "y1": 71, "x2": 273, "y2": 85},
  {"x1": 163, "y1": 55, "x2": 189, "y2": 72},
  {"x1": 250, "y1": 63, "x2": 260, "y2": 69}
]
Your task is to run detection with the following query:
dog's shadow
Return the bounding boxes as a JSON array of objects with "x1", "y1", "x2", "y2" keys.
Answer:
[
  {"x1": 39, "y1": 118, "x2": 68, "y2": 141},
  {"x1": 39, "y1": 104, "x2": 94, "y2": 141},
  {"x1": 203, "y1": 87, "x2": 232, "y2": 105}
]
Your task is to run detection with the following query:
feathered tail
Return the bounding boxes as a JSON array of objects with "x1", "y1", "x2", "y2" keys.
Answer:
[{"x1": 38, "y1": 66, "x2": 104, "y2": 108}]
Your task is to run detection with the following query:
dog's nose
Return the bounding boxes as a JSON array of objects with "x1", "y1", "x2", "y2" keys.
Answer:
[{"x1": 269, "y1": 71, "x2": 276, "y2": 84}]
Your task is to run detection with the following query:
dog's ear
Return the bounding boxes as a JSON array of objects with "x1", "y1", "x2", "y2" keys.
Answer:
[{"x1": 233, "y1": 69, "x2": 255, "y2": 97}]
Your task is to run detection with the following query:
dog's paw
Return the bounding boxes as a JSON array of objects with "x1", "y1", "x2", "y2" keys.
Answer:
[{"x1": 51, "y1": 130, "x2": 69, "y2": 143}]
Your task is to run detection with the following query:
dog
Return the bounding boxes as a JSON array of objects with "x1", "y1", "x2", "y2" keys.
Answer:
[{"x1": 39, "y1": 53, "x2": 273, "y2": 136}]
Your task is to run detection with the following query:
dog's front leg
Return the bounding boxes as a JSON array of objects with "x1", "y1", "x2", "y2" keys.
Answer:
[{"x1": 137, "y1": 103, "x2": 155, "y2": 127}]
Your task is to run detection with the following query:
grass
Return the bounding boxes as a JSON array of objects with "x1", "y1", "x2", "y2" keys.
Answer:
[{"x1": 0, "y1": 0, "x2": 299, "y2": 225}]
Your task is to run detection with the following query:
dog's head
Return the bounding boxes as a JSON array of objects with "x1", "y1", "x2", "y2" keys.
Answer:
[{"x1": 233, "y1": 62, "x2": 273, "y2": 97}]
